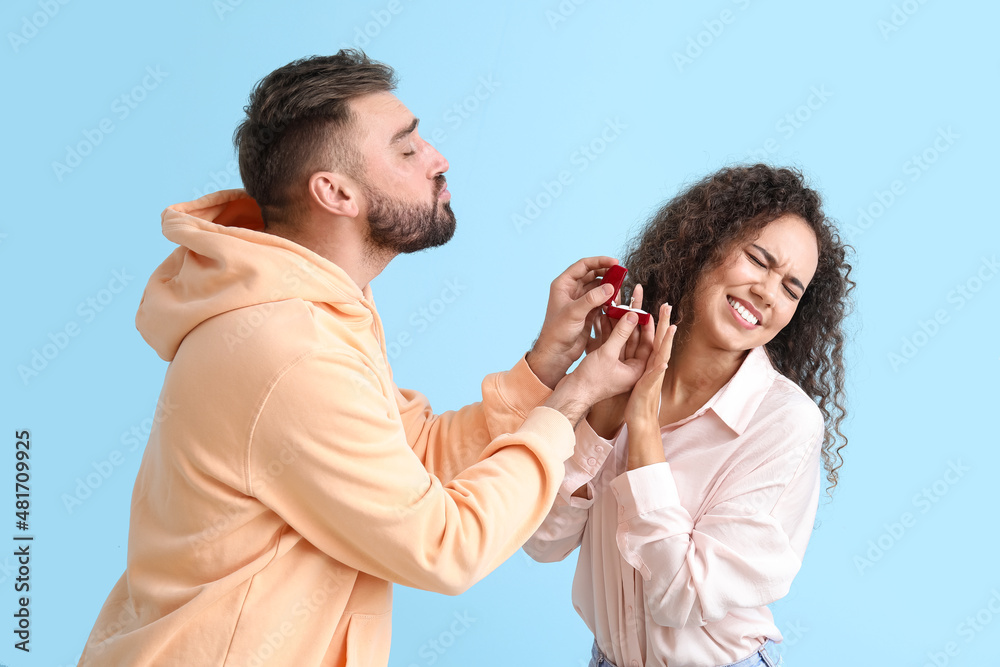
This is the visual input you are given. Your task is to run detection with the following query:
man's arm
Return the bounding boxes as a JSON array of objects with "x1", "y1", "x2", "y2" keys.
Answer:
[
  {"x1": 246, "y1": 314, "x2": 649, "y2": 595},
  {"x1": 395, "y1": 256, "x2": 636, "y2": 482},
  {"x1": 393, "y1": 356, "x2": 554, "y2": 484}
]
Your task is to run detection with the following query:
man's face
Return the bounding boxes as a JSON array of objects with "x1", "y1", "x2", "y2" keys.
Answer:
[{"x1": 348, "y1": 92, "x2": 455, "y2": 255}]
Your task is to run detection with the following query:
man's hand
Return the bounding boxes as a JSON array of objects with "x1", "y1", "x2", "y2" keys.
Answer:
[
  {"x1": 544, "y1": 309, "x2": 655, "y2": 428},
  {"x1": 526, "y1": 256, "x2": 619, "y2": 389}
]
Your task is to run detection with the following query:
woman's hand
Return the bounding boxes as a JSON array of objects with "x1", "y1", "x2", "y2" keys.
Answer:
[
  {"x1": 624, "y1": 302, "x2": 677, "y2": 470},
  {"x1": 544, "y1": 310, "x2": 652, "y2": 427},
  {"x1": 586, "y1": 285, "x2": 650, "y2": 438}
]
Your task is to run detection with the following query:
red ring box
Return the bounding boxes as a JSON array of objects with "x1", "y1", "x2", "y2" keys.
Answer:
[{"x1": 600, "y1": 265, "x2": 651, "y2": 325}]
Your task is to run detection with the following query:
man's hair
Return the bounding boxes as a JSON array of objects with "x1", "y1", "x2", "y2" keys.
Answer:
[{"x1": 232, "y1": 49, "x2": 397, "y2": 228}]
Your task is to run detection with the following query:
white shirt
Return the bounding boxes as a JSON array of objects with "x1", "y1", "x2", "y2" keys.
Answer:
[{"x1": 524, "y1": 347, "x2": 824, "y2": 667}]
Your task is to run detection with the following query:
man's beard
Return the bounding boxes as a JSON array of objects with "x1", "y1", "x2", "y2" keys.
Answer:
[{"x1": 363, "y1": 175, "x2": 456, "y2": 255}]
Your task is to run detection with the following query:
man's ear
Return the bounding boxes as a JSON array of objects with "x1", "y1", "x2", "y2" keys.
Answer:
[{"x1": 308, "y1": 171, "x2": 360, "y2": 219}]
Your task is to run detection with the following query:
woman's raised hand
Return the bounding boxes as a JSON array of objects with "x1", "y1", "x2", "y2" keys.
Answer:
[{"x1": 624, "y1": 302, "x2": 677, "y2": 469}]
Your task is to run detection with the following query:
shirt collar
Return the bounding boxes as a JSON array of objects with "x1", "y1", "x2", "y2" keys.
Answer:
[{"x1": 702, "y1": 346, "x2": 778, "y2": 435}]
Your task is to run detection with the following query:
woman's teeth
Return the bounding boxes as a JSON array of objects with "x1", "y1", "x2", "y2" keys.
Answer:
[{"x1": 727, "y1": 296, "x2": 759, "y2": 325}]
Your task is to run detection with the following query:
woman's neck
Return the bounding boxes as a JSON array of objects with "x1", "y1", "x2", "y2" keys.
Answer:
[{"x1": 658, "y1": 329, "x2": 748, "y2": 426}]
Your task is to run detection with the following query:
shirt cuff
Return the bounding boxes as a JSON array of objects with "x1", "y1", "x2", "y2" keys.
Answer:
[
  {"x1": 557, "y1": 419, "x2": 618, "y2": 503},
  {"x1": 609, "y1": 462, "x2": 682, "y2": 521}
]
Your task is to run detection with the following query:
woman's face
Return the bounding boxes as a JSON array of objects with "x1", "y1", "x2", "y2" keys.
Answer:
[{"x1": 688, "y1": 213, "x2": 819, "y2": 353}]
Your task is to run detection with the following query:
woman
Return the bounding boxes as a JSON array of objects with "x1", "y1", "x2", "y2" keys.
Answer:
[{"x1": 524, "y1": 164, "x2": 853, "y2": 667}]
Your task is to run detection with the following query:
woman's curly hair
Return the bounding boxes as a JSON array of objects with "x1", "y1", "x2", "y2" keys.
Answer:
[{"x1": 621, "y1": 164, "x2": 854, "y2": 492}]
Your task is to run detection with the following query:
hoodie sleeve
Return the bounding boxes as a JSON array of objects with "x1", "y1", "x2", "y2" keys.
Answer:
[
  {"x1": 393, "y1": 356, "x2": 554, "y2": 483},
  {"x1": 246, "y1": 349, "x2": 574, "y2": 595}
]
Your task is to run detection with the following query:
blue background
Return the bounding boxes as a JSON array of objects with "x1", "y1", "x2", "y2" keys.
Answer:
[{"x1": 3, "y1": 0, "x2": 998, "y2": 665}]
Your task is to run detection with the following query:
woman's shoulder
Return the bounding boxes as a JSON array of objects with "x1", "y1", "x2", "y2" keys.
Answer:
[
  {"x1": 734, "y1": 348, "x2": 823, "y2": 434},
  {"x1": 770, "y1": 371, "x2": 821, "y2": 411},
  {"x1": 752, "y1": 371, "x2": 826, "y2": 447}
]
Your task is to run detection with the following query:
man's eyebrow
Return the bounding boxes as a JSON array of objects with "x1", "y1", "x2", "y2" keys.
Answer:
[
  {"x1": 390, "y1": 118, "x2": 419, "y2": 145},
  {"x1": 752, "y1": 243, "x2": 805, "y2": 291}
]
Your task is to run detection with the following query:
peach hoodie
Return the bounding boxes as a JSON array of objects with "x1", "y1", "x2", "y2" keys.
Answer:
[{"x1": 79, "y1": 189, "x2": 574, "y2": 666}]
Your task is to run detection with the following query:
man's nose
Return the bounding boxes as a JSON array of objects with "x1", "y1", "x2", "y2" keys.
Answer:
[{"x1": 426, "y1": 143, "x2": 449, "y2": 178}]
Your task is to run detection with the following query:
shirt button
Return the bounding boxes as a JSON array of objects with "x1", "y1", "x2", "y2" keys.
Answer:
[
  {"x1": 595, "y1": 445, "x2": 604, "y2": 453},
  {"x1": 631, "y1": 661, "x2": 639, "y2": 667},
  {"x1": 587, "y1": 457, "x2": 598, "y2": 466}
]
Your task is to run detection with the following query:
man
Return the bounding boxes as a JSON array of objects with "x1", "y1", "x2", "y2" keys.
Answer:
[{"x1": 79, "y1": 50, "x2": 651, "y2": 666}]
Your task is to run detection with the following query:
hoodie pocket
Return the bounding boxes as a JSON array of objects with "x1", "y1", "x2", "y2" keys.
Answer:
[{"x1": 345, "y1": 609, "x2": 392, "y2": 666}]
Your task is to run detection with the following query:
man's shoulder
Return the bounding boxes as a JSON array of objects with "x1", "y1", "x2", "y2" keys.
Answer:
[{"x1": 178, "y1": 298, "x2": 370, "y2": 375}]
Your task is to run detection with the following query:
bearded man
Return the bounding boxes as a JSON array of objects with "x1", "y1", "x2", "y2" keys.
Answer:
[{"x1": 78, "y1": 50, "x2": 651, "y2": 666}]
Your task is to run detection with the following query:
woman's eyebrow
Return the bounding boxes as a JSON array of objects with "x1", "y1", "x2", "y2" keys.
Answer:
[{"x1": 752, "y1": 243, "x2": 805, "y2": 291}]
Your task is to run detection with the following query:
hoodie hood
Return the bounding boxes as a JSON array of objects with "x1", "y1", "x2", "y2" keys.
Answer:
[{"x1": 137, "y1": 188, "x2": 372, "y2": 361}]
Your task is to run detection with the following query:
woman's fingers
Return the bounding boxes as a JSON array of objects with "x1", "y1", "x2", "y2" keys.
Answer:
[
  {"x1": 622, "y1": 302, "x2": 676, "y2": 429},
  {"x1": 623, "y1": 286, "x2": 644, "y2": 360},
  {"x1": 630, "y1": 284, "x2": 643, "y2": 311},
  {"x1": 661, "y1": 324, "x2": 677, "y2": 366},
  {"x1": 625, "y1": 285, "x2": 645, "y2": 359},
  {"x1": 635, "y1": 300, "x2": 656, "y2": 361},
  {"x1": 652, "y1": 303, "x2": 676, "y2": 367}
]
